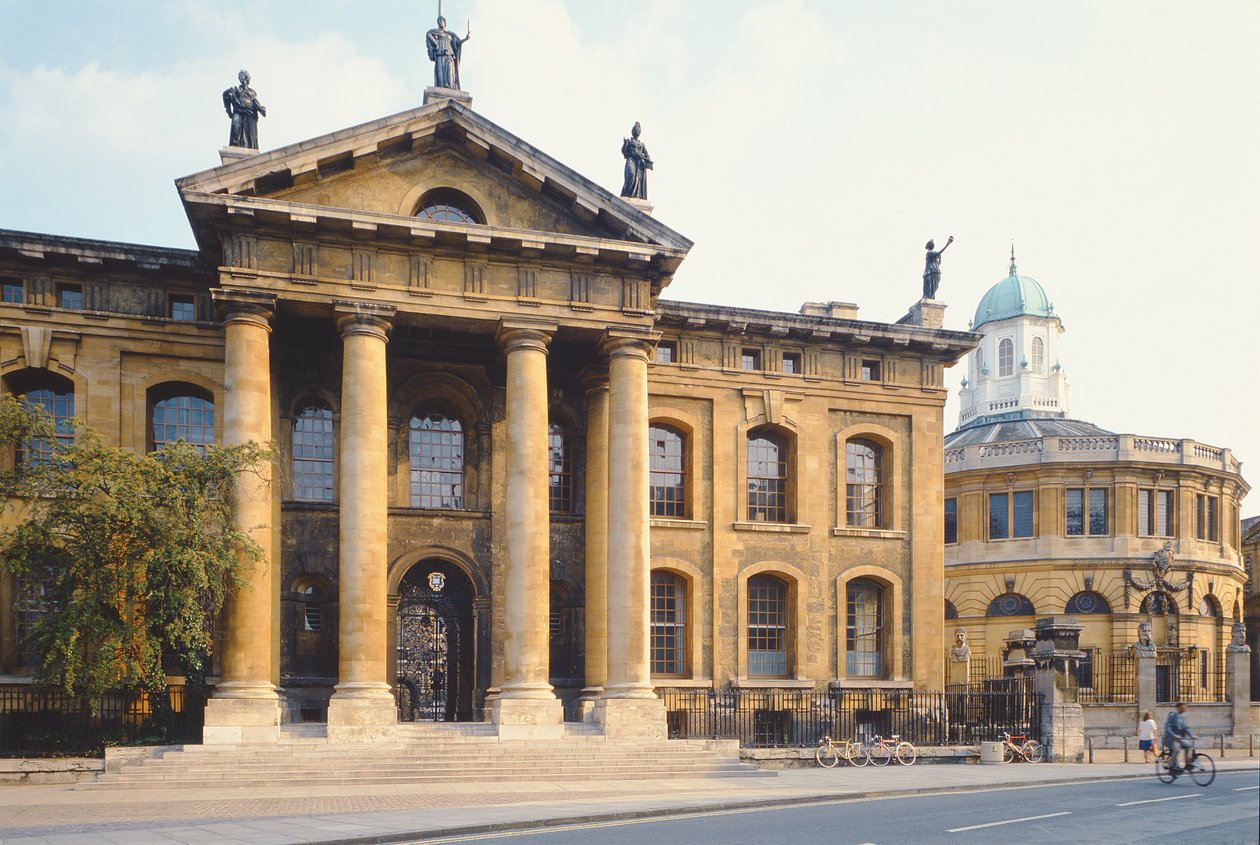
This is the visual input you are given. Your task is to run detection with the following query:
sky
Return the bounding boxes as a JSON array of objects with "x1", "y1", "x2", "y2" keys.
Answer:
[{"x1": 1, "y1": 0, "x2": 1257, "y2": 506}]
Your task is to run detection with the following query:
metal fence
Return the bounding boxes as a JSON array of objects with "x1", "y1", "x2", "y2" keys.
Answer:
[
  {"x1": 1158, "y1": 652, "x2": 1227, "y2": 704},
  {"x1": 1077, "y1": 651, "x2": 1136, "y2": 704},
  {"x1": 0, "y1": 684, "x2": 206, "y2": 758},
  {"x1": 658, "y1": 678, "x2": 1040, "y2": 748}
]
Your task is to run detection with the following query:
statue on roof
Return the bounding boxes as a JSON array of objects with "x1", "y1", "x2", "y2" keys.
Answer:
[
  {"x1": 922, "y1": 235, "x2": 954, "y2": 299},
  {"x1": 620, "y1": 122, "x2": 653, "y2": 200},
  {"x1": 427, "y1": 14, "x2": 471, "y2": 90},
  {"x1": 223, "y1": 70, "x2": 266, "y2": 150}
]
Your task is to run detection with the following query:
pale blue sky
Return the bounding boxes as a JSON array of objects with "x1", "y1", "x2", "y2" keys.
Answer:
[{"x1": 1, "y1": 0, "x2": 1257, "y2": 493}]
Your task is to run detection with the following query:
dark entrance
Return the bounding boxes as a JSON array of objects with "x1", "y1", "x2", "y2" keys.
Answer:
[{"x1": 396, "y1": 560, "x2": 475, "y2": 722}]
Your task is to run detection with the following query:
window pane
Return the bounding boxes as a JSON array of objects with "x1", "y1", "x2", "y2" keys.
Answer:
[
  {"x1": 18, "y1": 383, "x2": 75, "y2": 464},
  {"x1": 1065, "y1": 488, "x2": 1084, "y2": 536},
  {"x1": 1088, "y1": 488, "x2": 1108, "y2": 535},
  {"x1": 59, "y1": 286, "x2": 83, "y2": 310},
  {"x1": 845, "y1": 579, "x2": 883, "y2": 677},
  {"x1": 1138, "y1": 489, "x2": 1152, "y2": 536},
  {"x1": 548, "y1": 424, "x2": 573, "y2": 514},
  {"x1": 845, "y1": 440, "x2": 882, "y2": 528},
  {"x1": 747, "y1": 432, "x2": 788, "y2": 523},
  {"x1": 655, "y1": 343, "x2": 675, "y2": 364},
  {"x1": 1207, "y1": 497, "x2": 1218, "y2": 542},
  {"x1": 998, "y1": 338, "x2": 1014, "y2": 377},
  {"x1": 2, "y1": 282, "x2": 23, "y2": 304},
  {"x1": 944, "y1": 498, "x2": 957, "y2": 545},
  {"x1": 649, "y1": 425, "x2": 687, "y2": 518},
  {"x1": 1012, "y1": 491, "x2": 1034, "y2": 537},
  {"x1": 989, "y1": 493, "x2": 1009, "y2": 539},
  {"x1": 293, "y1": 405, "x2": 334, "y2": 502},
  {"x1": 1156, "y1": 491, "x2": 1172, "y2": 536},
  {"x1": 650, "y1": 571, "x2": 686, "y2": 675},
  {"x1": 747, "y1": 575, "x2": 787, "y2": 676},
  {"x1": 409, "y1": 414, "x2": 463, "y2": 509},
  {"x1": 782, "y1": 353, "x2": 800, "y2": 374},
  {"x1": 152, "y1": 392, "x2": 214, "y2": 452}
]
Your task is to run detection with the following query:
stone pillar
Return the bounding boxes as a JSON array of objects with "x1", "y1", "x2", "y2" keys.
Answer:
[
  {"x1": 203, "y1": 292, "x2": 281, "y2": 745},
  {"x1": 327, "y1": 303, "x2": 397, "y2": 741},
  {"x1": 1136, "y1": 652, "x2": 1157, "y2": 718},
  {"x1": 578, "y1": 367, "x2": 610, "y2": 719},
  {"x1": 1032, "y1": 616, "x2": 1086, "y2": 763},
  {"x1": 1226, "y1": 647, "x2": 1251, "y2": 736},
  {"x1": 491, "y1": 319, "x2": 564, "y2": 739},
  {"x1": 595, "y1": 331, "x2": 666, "y2": 739},
  {"x1": 1002, "y1": 628, "x2": 1037, "y2": 679}
]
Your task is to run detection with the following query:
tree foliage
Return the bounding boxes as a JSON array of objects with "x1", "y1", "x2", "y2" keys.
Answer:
[{"x1": 0, "y1": 395, "x2": 272, "y2": 700}]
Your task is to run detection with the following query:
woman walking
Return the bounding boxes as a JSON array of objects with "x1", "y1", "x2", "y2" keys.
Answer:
[{"x1": 1138, "y1": 710, "x2": 1159, "y2": 763}]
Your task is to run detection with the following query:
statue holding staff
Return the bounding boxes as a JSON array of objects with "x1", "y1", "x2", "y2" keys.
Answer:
[
  {"x1": 620, "y1": 121, "x2": 652, "y2": 200},
  {"x1": 427, "y1": 11, "x2": 471, "y2": 90},
  {"x1": 922, "y1": 235, "x2": 954, "y2": 299}
]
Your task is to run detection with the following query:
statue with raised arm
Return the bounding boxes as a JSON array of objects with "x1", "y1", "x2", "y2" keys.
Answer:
[
  {"x1": 427, "y1": 15, "x2": 471, "y2": 90},
  {"x1": 922, "y1": 236, "x2": 954, "y2": 299},
  {"x1": 223, "y1": 70, "x2": 266, "y2": 149},
  {"x1": 620, "y1": 121, "x2": 653, "y2": 200}
]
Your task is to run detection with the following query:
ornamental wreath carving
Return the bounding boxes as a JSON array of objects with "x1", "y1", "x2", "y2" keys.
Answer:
[{"x1": 1128, "y1": 541, "x2": 1189, "y2": 594}]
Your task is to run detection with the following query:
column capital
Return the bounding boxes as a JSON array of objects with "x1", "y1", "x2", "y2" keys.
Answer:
[
  {"x1": 334, "y1": 301, "x2": 396, "y2": 341},
  {"x1": 496, "y1": 318, "x2": 558, "y2": 354},
  {"x1": 212, "y1": 290, "x2": 276, "y2": 329},
  {"x1": 581, "y1": 363, "x2": 610, "y2": 393},
  {"x1": 600, "y1": 328, "x2": 660, "y2": 362}
]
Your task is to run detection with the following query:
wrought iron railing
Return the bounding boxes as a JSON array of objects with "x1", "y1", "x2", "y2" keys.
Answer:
[
  {"x1": 1160, "y1": 651, "x2": 1227, "y2": 703},
  {"x1": 0, "y1": 684, "x2": 206, "y2": 758},
  {"x1": 658, "y1": 678, "x2": 1040, "y2": 748},
  {"x1": 1077, "y1": 651, "x2": 1136, "y2": 703}
]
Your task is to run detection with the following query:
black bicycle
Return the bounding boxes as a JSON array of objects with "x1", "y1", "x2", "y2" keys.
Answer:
[{"x1": 1156, "y1": 742, "x2": 1215, "y2": 787}]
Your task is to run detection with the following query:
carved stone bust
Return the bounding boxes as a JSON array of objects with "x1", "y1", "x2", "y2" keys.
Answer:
[
  {"x1": 1227, "y1": 621, "x2": 1251, "y2": 653},
  {"x1": 1133, "y1": 620, "x2": 1157, "y2": 657},
  {"x1": 950, "y1": 627, "x2": 971, "y2": 662}
]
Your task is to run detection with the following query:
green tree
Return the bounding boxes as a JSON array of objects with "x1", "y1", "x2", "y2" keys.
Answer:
[{"x1": 0, "y1": 395, "x2": 272, "y2": 701}]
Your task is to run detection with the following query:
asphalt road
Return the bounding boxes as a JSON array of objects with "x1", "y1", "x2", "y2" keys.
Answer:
[{"x1": 414, "y1": 770, "x2": 1260, "y2": 845}]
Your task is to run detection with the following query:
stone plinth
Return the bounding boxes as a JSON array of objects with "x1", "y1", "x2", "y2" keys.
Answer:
[
  {"x1": 490, "y1": 696, "x2": 564, "y2": 740},
  {"x1": 424, "y1": 86, "x2": 472, "y2": 107},
  {"x1": 327, "y1": 692, "x2": 399, "y2": 742},
  {"x1": 897, "y1": 298, "x2": 947, "y2": 329},
  {"x1": 1136, "y1": 653, "x2": 1157, "y2": 716},
  {"x1": 219, "y1": 146, "x2": 254, "y2": 165},
  {"x1": 1227, "y1": 650, "x2": 1251, "y2": 734},
  {"x1": 621, "y1": 196, "x2": 654, "y2": 216},
  {"x1": 947, "y1": 656, "x2": 970, "y2": 685},
  {"x1": 593, "y1": 697, "x2": 667, "y2": 740},
  {"x1": 1032, "y1": 616, "x2": 1086, "y2": 762},
  {"x1": 203, "y1": 692, "x2": 280, "y2": 745}
]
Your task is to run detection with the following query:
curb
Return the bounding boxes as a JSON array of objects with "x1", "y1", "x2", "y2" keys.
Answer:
[{"x1": 303, "y1": 763, "x2": 1260, "y2": 845}]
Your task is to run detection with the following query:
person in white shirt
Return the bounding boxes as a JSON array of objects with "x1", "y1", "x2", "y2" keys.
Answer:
[{"x1": 1137, "y1": 710, "x2": 1158, "y2": 763}]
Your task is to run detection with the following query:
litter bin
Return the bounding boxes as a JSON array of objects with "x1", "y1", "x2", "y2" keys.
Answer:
[{"x1": 979, "y1": 741, "x2": 1005, "y2": 764}]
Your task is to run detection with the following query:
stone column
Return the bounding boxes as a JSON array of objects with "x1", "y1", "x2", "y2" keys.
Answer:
[
  {"x1": 1136, "y1": 652, "x2": 1157, "y2": 718},
  {"x1": 491, "y1": 319, "x2": 564, "y2": 739},
  {"x1": 327, "y1": 303, "x2": 397, "y2": 741},
  {"x1": 578, "y1": 367, "x2": 610, "y2": 718},
  {"x1": 1032, "y1": 616, "x2": 1086, "y2": 763},
  {"x1": 1226, "y1": 646, "x2": 1251, "y2": 736},
  {"x1": 204, "y1": 292, "x2": 281, "y2": 745},
  {"x1": 595, "y1": 331, "x2": 666, "y2": 739}
]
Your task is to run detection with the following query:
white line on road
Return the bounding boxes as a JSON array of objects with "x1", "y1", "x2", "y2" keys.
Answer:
[
  {"x1": 947, "y1": 811, "x2": 1071, "y2": 833},
  {"x1": 1115, "y1": 794, "x2": 1202, "y2": 807},
  {"x1": 1233, "y1": 786, "x2": 1259, "y2": 792}
]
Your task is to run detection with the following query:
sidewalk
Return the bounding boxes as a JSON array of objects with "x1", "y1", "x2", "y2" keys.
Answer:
[{"x1": 1, "y1": 757, "x2": 1256, "y2": 845}]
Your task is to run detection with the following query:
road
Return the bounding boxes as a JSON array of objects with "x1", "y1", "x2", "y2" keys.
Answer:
[{"x1": 412, "y1": 770, "x2": 1260, "y2": 845}]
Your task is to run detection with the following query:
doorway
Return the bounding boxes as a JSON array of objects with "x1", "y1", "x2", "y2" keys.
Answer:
[{"x1": 396, "y1": 560, "x2": 475, "y2": 721}]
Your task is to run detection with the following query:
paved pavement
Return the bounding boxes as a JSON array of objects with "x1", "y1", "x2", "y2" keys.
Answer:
[{"x1": 0, "y1": 757, "x2": 1256, "y2": 845}]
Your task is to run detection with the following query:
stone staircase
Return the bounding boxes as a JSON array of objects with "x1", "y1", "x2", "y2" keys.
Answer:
[{"x1": 78, "y1": 722, "x2": 769, "y2": 790}]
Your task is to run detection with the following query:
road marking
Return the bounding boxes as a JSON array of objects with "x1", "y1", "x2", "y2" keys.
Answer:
[
  {"x1": 947, "y1": 811, "x2": 1070, "y2": 832},
  {"x1": 1233, "y1": 786, "x2": 1259, "y2": 792},
  {"x1": 1115, "y1": 794, "x2": 1202, "y2": 807}
]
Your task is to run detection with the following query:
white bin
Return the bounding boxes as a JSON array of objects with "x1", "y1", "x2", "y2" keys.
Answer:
[{"x1": 979, "y1": 741, "x2": 1005, "y2": 764}]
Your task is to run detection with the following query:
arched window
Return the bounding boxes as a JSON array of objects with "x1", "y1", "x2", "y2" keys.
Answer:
[
  {"x1": 293, "y1": 577, "x2": 326, "y2": 632},
  {"x1": 413, "y1": 188, "x2": 484, "y2": 224},
  {"x1": 292, "y1": 403, "x2": 334, "y2": 502},
  {"x1": 1065, "y1": 591, "x2": 1111, "y2": 614},
  {"x1": 548, "y1": 423, "x2": 573, "y2": 514},
  {"x1": 747, "y1": 429, "x2": 789, "y2": 523},
  {"x1": 1140, "y1": 591, "x2": 1178, "y2": 615},
  {"x1": 5, "y1": 370, "x2": 74, "y2": 464},
  {"x1": 1198, "y1": 596, "x2": 1221, "y2": 618},
  {"x1": 846, "y1": 579, "x2": 885, "y2": 677},
  {"x1": 986, "y1": 593, "x2": 1035, "y2": 617},
  {"x1": 650, "y1": 571, "x2": 687, "y2": 675},
  {"x1": 1031, "y1": 337, "x2": 1045, "y2": 374},
  {"x1": 845, "y1": 439, "x2": 883, "y2": 528},
  {"x1": 976, "y1": 347, "x2": 986, "y2": 376},
  {"x1": 747, "y1": 574, "x2": 788, "y2": 676},
  {"x1": 945, "y1": 598, "x2": 959, "y2": 620},
  {"x1": 150, "y1": 385, "x2": 214, "y2": 452},
  {"x1": 409, "y1": 413, "x2": 464, "y2": 509},
  {"x1": 649, "y1": 424, "x2": 687, "y2": 518},
  {"x1": 998, "y1": 338, "x2": 1014, "y2": 377}
]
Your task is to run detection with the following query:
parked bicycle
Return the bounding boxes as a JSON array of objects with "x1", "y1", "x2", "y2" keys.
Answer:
[
  {"x1": 866, "y1": 734, "x2": 917, "y2": 766},
  {"x1": 999, "y1": 731, "x2": 1044, "y2": 763},
  {"x1": 1156, "y1": 743, "x2": 1215, "y2": 786},
  {"x1": 815, "y1": 735, "x2": 869, "y2": 768}
]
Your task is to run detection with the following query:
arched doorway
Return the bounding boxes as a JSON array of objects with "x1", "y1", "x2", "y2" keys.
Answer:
[{"x1": 396, "y1": 560, "x2": 475, "y2": 722}]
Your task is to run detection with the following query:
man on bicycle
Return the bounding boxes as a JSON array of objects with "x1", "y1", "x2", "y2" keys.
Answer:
[{"x1": 1162, "y1": 702, "x2": 1194, "y2": 772}]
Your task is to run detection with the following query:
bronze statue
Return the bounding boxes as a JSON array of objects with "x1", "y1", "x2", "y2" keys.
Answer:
[
  {"x1": 427, "y1": 16, "x2": 470, "y2": 90},
  {"x1": 620, "y1": 122, "x2": 652, "y2": 200},
  {"x1": 922, "y1": 236, "x2": 954, "y2": 299},
  {"x1": 223, "y1": 70, "x2": 266, "y2": 150}
]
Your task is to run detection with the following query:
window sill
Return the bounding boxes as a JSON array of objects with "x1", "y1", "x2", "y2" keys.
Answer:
[
  {"x1": 652, "y1": 678, "x2": 714, "y2": 688},
  {"x1": 732, "y1": 521, "x2": 811, "y2": 534},
  {"x1": 651, "y1": 518, "x2": 708, "y2": 530},
  {"x1": 732, "y1": 678, "x2": 817, "y2": 689},
  {"x1": 388, "y1": 507, "x2": 491, "y2": 520},
  {"x1": 831, "y1": 527, "x2": 907, "y2": 540}
]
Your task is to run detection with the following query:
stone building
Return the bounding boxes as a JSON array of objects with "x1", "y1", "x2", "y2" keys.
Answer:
[
  {"x1": 943, "y1": 256, "x2": 1251, "y2": 701},
  {"x1": 0, "y1": 91, "x2": 974, "y2": 743}
]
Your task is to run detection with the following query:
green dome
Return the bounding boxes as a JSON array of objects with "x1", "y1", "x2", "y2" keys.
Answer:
[{"x1": 973, "y1": 258, "x2": 1054, "y2": 330}]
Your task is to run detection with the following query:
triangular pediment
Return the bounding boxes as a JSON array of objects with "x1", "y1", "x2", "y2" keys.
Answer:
[{"x1": 177, "y1": 98, "x2": 690, "y2": 256}]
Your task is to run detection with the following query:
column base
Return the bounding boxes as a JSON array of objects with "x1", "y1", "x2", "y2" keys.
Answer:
[
  {"x1": 326, "y1": 685, "x2": 398, "y2": 742},
  {"x1": 491, "y1": 695, "x2": 564, "y2": 740},
  {"x1": 577, "y1": 686, "x2": 603, "y2": 722},
  {"x1": 202, "y1": 685, "x2": 281, "y2": 745},
  {"x1": 593, "y1": 695, "x2": 667, "y2": 740}
]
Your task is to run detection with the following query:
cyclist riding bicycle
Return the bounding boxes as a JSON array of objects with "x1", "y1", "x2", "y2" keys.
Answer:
[{"x1": 1162, "y1": 702, "x2": 1195, "y2": 772}]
